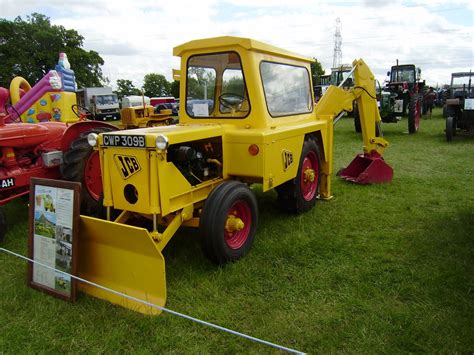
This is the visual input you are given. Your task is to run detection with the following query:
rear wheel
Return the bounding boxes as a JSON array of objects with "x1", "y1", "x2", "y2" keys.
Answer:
[
  {"x1": 277, "y1": 136, "x2": 321, "y2": 214},
  {"x1": 446, "y1": 116, "x2": 455, "y2": 142},
  {"x1": 60, "y1": 127, "x2": 114, "y2": 215},
  {"x1": 0, "y1": 208, "x2": 6, "y2": 243},
  {"x1": 200, "y1": 181, "x2": 258, "y2": 265},
  {"x1": 408, "y1": 95, "x2": 421, "y2": 134}
]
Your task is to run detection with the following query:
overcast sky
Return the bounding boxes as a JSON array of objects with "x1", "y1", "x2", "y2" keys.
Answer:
[{"x1": 2, "y1": 0, "x2": 473, "y2": 89}]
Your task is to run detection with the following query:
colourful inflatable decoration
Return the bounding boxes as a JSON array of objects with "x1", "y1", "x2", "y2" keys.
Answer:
[{"x1": 7, "y1": 53, "x2": 78, "y2": 123}]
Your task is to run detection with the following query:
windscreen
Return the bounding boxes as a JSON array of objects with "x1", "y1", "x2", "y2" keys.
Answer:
[{"x1": 186, "y1": 52, "x2": 249, "y2": 118}]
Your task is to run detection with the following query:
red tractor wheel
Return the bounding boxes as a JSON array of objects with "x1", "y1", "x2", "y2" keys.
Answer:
[
  {"x1": 276, "y1": 136, "x2": 321, "y2": 214},
  {"x1": 408, "y1": 95, "x2": 421, "y2": 134},
  {"x1": 60, "y1": 127, "x2": 114, "y2": 214},
  {"x1": 200, "y1": 181, "x2": 258, "y2": 265}
]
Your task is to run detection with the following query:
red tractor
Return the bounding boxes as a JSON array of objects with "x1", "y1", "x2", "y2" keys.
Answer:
[{"x1": 0, "y1": 62, "x2": 116, "y2": 242}]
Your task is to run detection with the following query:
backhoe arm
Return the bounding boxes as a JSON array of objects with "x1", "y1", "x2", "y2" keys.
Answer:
[
  {"x1": 315, "y1": 58, "x2": 388, "y2": 155},
  {"x1": 315, "y1": 59, "x2": 393, "y2": 184}
]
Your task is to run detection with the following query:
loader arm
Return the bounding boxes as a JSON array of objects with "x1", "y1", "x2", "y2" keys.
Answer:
[{"x1": 315, "y1": 58, "x2": 388, "y2": 155}]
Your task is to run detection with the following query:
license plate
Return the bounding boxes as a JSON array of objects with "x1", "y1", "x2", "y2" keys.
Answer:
[{"x1": 103, "y1": 134, "x2": 145, "y2": 148}]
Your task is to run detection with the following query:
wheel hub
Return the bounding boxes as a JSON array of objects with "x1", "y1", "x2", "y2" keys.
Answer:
[
  {"x1": 304, "y1": 168, "x2": 315, "y2": 183},
  {"x1": 225, "y1": 214, "x2": 245, "y2": 233}
]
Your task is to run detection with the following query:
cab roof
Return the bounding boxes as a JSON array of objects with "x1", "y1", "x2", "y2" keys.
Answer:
[{"x1": 173, "y1": 36, "x2": 314, "y2": 63}]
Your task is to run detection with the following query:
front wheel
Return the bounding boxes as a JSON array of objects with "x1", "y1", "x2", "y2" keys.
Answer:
[
  {"x1": 200, "y1": 181, "x2": 258, "y2": 265},
  {"x1": 446, "y1": 116, "x2": 455, "y2": 142},
  {"x1": 408, "y1": 95, "x2": 421, "y2": 134},
  {"x1": 60, "y1": 127, "x2": 114, "y2": 214},
  {"x1": 277, "y1": 137, "x2": 321, "y2": 214}
]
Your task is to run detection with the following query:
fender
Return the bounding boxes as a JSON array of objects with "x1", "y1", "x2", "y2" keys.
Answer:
[{"x1": 60, "y1": 121, "x2": 117, "y2": 151}]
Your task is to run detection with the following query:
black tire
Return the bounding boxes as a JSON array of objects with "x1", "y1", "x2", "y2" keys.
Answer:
[
  {"x1": 408, "y1": 95, "x2": 421, "y2": 134},
  {"x1": 446, "y1": 116, "x2": 455, "y2": 142},
  {"x1": 0, "y1": 208, "x2": 6, "y2": 243},
  {"x1": 276, "y1": 136, "x2": 321, "y2": 214},
  {"x1": 60, "y1": 127, "x2": 114, "y2": 215},
  {"x1": 200, "y1": 181, "x2": 258, "y2": 265}
]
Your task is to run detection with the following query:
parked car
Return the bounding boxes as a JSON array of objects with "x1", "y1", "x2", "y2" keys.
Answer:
[{"x1": 155, "y1": 102, "x2": 178, "y2": 115}]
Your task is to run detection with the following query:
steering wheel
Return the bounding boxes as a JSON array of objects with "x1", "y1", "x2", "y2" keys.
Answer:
[
  {"x1": 218, "y1": 93, "x2": 246, "y2": 110},
  {"x1": 71, "y1": 104, "x2": 94, "y2": 120}
]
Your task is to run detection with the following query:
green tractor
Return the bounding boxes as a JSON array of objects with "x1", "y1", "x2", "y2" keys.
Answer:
[{"x1": 355, "y1": 62, "x2": 424, "y2": 134}]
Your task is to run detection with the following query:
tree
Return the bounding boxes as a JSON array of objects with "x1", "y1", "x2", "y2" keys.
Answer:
[
  {"x1": 0, "y1": 13, "x2": 106, "y2": 88},
  {"x1": 170, "y1": 80, "x2": 180, "y2": 99},
  {"x1": 310, "y1": 58, "x2": 325, "y2": 85},
  {"x1": 115, "y1": 79, "x2": 141, "y2": 98},
  {"x1": 143, "y1": 73, "x2": 170, "y2": 97}
]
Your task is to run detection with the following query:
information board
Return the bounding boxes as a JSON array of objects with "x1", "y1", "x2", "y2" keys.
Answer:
[{"x1": 27, "y1": 178, "x2": 81, "y2": 302}]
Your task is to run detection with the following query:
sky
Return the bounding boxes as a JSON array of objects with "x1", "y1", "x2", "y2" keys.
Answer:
[{"x1": 1, "y1": 0, "x2": 473, "y2": 89}]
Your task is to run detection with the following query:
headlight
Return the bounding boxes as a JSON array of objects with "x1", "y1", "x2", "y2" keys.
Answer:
[
  {"x1": 87, "y1": 133, "x2": 99, "y2": 147},
  {"x1": 155, "y1": 135, "x2": 169, "y2": 150}
]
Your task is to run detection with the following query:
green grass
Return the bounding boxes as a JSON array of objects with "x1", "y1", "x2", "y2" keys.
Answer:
[{"x1": 1, "y1": 108, "x2": 473, "y2": 353}]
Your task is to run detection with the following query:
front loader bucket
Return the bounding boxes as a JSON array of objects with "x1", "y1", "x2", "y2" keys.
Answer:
[
  {"x1": 339, "y1": 151, "x2": 393, "y2": 184},
  {"x1": 78, "y1": 216, "x2": 166, "y2": 315}
]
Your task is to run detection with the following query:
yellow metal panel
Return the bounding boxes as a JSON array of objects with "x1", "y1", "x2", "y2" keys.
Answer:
[
  {"x1": 262, "y1": 134, "x2": 304, "y2": 191},
  {"x1": 173, "y1": 36, "x2": 314, "y2": 63},
  {"x1": 225, "y1": 142, "x2": 264, "y2": 178},
  {"x1": 78, "y1": 216, "x2": 166, "y2": 315},
  {"x1": 100, "y1": 124, "x2": 223, "y2": 147},
  {"x1": 103, "y1": 147, "x2": 155, "y2": 214}
]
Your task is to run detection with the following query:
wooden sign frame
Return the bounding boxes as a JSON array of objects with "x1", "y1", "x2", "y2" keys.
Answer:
[{"x1": 27, "y1": 178, "x2": 81, "y2": 302}]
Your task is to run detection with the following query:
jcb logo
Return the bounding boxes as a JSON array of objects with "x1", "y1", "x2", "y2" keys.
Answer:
[
  {"x1": 114, "y1": 155, "x2": 141, "y2": 179},
  {"x1": 282, "y1": 150, "x2": 294, "y2": 171}
]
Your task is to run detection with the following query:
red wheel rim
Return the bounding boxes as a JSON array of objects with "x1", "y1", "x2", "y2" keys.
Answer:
[
  {"x1": 300, "y1": 151, "x2": 319, "y2": 201},
  {"x1": 84, "y1": 151, "x2": 102, "y2": 201},
  {"x1": 225, "y1": 200, "x2": 251, "y2": 250},
  {"x1": 415, "y1": 99, "x2": 421, "y2": 131}
]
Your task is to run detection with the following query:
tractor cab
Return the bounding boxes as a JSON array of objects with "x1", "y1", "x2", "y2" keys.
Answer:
[
  {"x1": 450, "y1": 72, "x2": 474, "y2": 100},
  {"x1": 444, "y1": 71, "x2": 474, "y2": 141},
  {"x1": 389, "y1": 64, "x2": 417, "y2": 84}
]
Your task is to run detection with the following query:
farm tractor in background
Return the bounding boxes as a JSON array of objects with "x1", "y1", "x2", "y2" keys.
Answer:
[
  {"x1": 444, "y1": 71, "x2": 474, "y2": 141},
  {"x1": 314, "y1": 64, "x2": 353, "y2": 103},
  {"x1": 75, "y1": 36, "x2": 393, "y2": 315},
  {"x1": 354, "y1": 62, "x2": 424, "y2": 134},
  {"x1": 0, "y1": 55, "x2": 117, "y2": 242}
]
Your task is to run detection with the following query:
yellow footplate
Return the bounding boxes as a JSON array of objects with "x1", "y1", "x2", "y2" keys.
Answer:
[{"x1": 78, "y1": 215, "x2": 166, "y2": 315}]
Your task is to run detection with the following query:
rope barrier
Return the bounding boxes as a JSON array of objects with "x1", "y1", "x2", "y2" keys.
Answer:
[{"x1": 0, "y1": 247, "x2": 305, "y2": 354}]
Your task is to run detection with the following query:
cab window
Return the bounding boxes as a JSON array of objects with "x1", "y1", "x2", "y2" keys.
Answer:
[
  {"x1": 260, "y1": 61, "x2": 312, "y2": 117},
  {"x1": 186, "y1": 52, "x2": 250, "y2": 118}
]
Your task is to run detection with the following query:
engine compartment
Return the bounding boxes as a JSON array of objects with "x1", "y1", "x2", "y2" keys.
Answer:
[{"x1": 167, "y1": 136, "x2": 223, "y2": 186}]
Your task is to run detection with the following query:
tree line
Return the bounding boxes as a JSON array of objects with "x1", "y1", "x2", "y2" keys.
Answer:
[{"x1": 1, "y1": 13, "x2": 326, "y2": 99}]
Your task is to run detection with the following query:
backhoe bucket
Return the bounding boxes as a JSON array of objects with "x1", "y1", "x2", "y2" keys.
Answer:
[
  {"x1": 339, "y1": 151, "x2": 393, "y2": 184},
  {"x1": 77, "y1": 216, "x2": 166, "y2": 315}
]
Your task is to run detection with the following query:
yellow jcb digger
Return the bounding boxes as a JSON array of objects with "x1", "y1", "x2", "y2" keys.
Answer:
[{"x1": 78, "y1": 36, "x2": 393, "y2": 315}]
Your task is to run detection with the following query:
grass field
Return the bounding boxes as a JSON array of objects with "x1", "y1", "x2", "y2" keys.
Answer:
[{"x1": 0, "y1": 108, "x2": 473, "y2": 353}]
